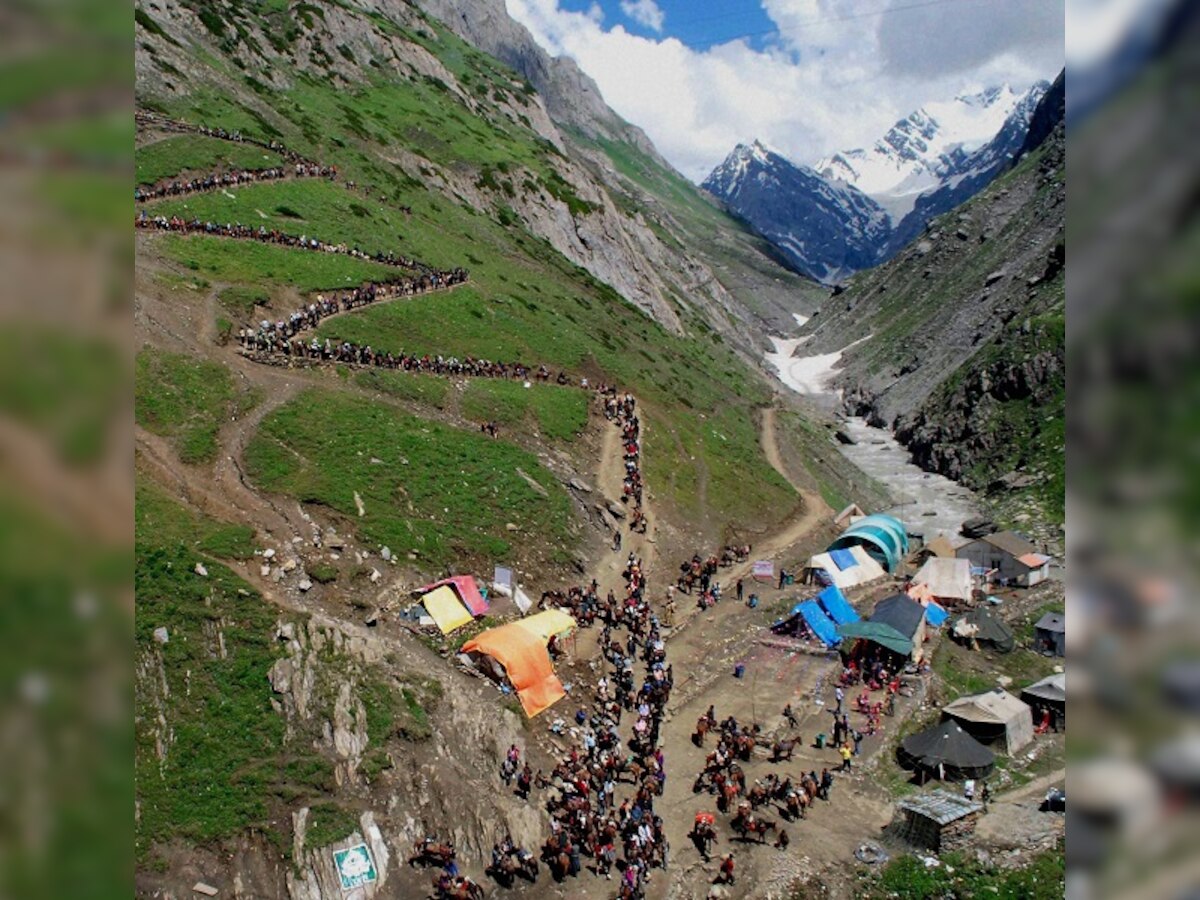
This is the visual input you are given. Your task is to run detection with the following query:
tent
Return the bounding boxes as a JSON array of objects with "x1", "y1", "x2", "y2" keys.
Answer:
[
  {"x1": 419, "y1": 575, "x2": 489, "y2": 617},
  {"x1": 796, "y1": 600, "x2": 841, "y2": 647},
  {"x1": 911, "y1": 557, "x2": 973, "y2": 604},
  {"x1": 462, "y1": 622, "x2": 566, "y2": 717},
  {"x1": 817, "y1": 584, "x2": 859, "y2": 624},
  {"x1": 837, "y1": 620, "x2": 914, "y2": 657},
  {"x1": 421, "y1": 585, "x2": 474, "y2": 634},
  {"x1": 1021, "y1": 672, "x2": 1066, "y2": 709},
  {"x1": 1034, "y1": 612, "x2": 1065, "y2": 656},
  {"x1": 806, "y1": 546, "x2": 886, "y2": 590},
  {"x1": 924, "y1": 602, "x2": 950, "y2": 628},
  {"x1": 899, "y1": 720, "x2": 996, "y2": 780},
  {"x1": 943, "y1": 689, "x2": 1034, "y2": 755},
  {"x1": 951, "y1": 607, "x2": 1015, "y2": 653},
  {"x1": 827, "y1": 514, "x2": 910, "y2": 572},
  {"x1": 514, "y1": 609, "x2": 576, "y2": 643}
]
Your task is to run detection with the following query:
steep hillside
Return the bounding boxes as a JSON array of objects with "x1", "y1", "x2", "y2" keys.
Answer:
[{"x1": 799, "y1": 89, "x2": 1065, "y2": 526}]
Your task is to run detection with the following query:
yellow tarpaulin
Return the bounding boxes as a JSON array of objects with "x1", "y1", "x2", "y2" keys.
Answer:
[
  {"x1": 423, "y1": 585, "x2": 473, "y2": 634},
  {"x1": 514, "y1": 609, "x2": 576, "y2": 643}
]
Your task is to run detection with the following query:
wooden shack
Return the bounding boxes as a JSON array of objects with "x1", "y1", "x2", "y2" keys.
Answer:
[{"x1": 893, "y1": 789, "x2": 984, "y2": 852}]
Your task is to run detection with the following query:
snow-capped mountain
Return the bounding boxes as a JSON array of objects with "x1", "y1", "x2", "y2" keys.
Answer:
[
  {"x1": 703, "y1": 80, "x2": 1053, "y2": 284},
  {"x1": 702, "y1": 141, "x2": 890, "y2": 283},
  {"x1": 818, "y1": 82, "x2": 1046, "y2": 220}
]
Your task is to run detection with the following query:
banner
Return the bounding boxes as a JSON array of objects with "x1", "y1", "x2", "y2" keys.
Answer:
[
  {"x1": 752, "y1": 560, "x2": 774, "y2": 582},
  {"x1": 333, "y1": 844, "x2": 377, "y2": 891}
]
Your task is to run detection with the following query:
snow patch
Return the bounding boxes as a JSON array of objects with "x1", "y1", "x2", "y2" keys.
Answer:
[{"x1": 764, "y1": 334, "x2": 870, "y2": 397}]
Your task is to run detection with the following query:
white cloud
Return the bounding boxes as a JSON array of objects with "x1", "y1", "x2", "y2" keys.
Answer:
[
  {"x1": 504, "y1": 0, "x2": 1064, "y2": 183},
  {"x1": 619, "y1": 0, "x2": 665, "y2": 33}
]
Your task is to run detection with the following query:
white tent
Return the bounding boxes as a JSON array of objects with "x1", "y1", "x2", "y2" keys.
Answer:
[
  {"x1": 912, "y1": 557, "x2": 973, "y2": 604},
  {"x1": 943, "y1": 689, "x2": 1035, "y2": 755},
  {"x1": 807, "y1": 545, "x2": 886, "y2": 590}
]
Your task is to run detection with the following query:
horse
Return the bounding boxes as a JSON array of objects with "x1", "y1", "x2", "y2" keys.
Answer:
[
  {"x1": 409, "y1": 838, "x2": 455, "y2": 869},
  {"x1": 693, "y1": 715, "x2": 711, "y2": 747},
  {"x1": 432, "y1": 874, "x2": 483, "y2": 900},
  {"x1": 689, "y1": 821, "x2": 718, "y2": 860},
  {"x1": 771, "y1": 735, "x2": 801, "y2": 763}
]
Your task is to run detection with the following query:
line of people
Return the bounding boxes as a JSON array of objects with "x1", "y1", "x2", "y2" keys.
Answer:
[
  {"x1": 134, "y1": 162, "x2": 337, "y2": 203},
  {"x1": 134, "y1": 210, "x2": 441, "y2": 275}
]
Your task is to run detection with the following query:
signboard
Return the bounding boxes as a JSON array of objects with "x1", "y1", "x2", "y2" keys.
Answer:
[
  {"x1": 752, "y1": 560, "x2": 774, "y2": 582},
  {"x1": 333, "y1": 843, "x2": 377, "y2": 892},
  {"x1": 493, "y1": 566, "x2": 514, "y2": 595}
]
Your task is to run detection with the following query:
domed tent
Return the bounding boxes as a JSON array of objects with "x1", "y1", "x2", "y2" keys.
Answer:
[
  {"x1": 827, "y1": 514, "x2": 909, "y2": 572},
  {"x1": 899, "y1": 720, "x2": 996, "y2": 781}
]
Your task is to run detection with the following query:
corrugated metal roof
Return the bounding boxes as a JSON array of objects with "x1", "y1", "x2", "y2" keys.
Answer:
[
  {"x1": 1017, "y1": 552, "x2": 1051, "y2": 568},
  {"x1": 979, "y1": 531, "x2": 1038, "y2": 558},
  {"x1": 897, "y1": 789, "x2": 983, "y2": 825}
]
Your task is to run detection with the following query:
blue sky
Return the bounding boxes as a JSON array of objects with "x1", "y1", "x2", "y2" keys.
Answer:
[
  {"x1": 508, "y1": 0, "x2": 1066, "y2": 182},
  {"x1": 556, "y1": 0, "x2": 778, "y2": 50}
]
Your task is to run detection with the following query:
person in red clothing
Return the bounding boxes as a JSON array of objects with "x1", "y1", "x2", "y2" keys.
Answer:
[{"x1": 717, "y1": 853, "x2": 736, "y2": 885}]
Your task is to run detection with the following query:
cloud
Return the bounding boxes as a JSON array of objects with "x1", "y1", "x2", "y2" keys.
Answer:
[
  {"x1": 504, "y1": 0, "x2": 1065, "y2": 182},
  {"x1": 619, "y1": 0, "x2": 665, "y2": 32}
]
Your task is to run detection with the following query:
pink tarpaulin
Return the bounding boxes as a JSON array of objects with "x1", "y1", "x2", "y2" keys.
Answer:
[{"x1": 419, "y1": 575, "x2": 489, "y2": 617}]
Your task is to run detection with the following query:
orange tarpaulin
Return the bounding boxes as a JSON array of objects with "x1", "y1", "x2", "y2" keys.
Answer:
[{"x1": 462, "y1": 622, "x2": 566, "y2": 717}]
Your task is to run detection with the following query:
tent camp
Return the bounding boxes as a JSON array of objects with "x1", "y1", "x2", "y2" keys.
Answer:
[
  {"x1": 899, "y1": 720, "x2": 996, "y2": 780},
  {"x1": 827, "y1": 514, "x2": 910, "y2": 572},
  {"x1": 911, "y1": 557, "x2": 973, "y2": 605},
  {"x1": 837, "y1": 594, "x2": 927, "y2": 660},
  {"x1": 805, "y1": 546, "x2": 886, "y2": 590},
  {"x1": 418, "y1": 575, "x2": 489, "y2": 616},
  {"x1": 943, "y1": 689, "x2": 1034, "y2": 755},
  {"x1": 1034, "y1": 612, "x2": 1066, "y2": 656},
  {"x1": 461, "y1": 619, "x2": 572, "y2": 717},
  {"x1": 951, "y1": 607, "x2": 1016, "y2": 653}
]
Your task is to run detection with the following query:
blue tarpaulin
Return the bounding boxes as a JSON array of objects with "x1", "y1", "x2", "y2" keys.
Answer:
[
  {"x1": 829, "y1": 549, "x2": 858, "y2": 571},
  {"x1": 818, "y1": 585, "x2": 860, "y2": 624},
  {"x1": 797, "y1": 601, "x2": 841, "y2": 647},
  {"x1": 925, "y1": 601, "x2": 949, "y2": 627}
]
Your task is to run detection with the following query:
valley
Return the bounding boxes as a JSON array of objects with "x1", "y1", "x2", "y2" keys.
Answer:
[{"x1": 133, "y1": 2, "x2": 1065, "y2": 899}]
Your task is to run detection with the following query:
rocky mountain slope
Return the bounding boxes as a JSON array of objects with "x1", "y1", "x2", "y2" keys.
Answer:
[
  {"x1": 800, "y1": 81, "x2": 1066, "y2": 524},
  {"x1": 703, "y1": 80, "x2": 1051, "y2": 283},
  {"x1": 702, "y1": 140, "x2": 891, "y2": 283}
]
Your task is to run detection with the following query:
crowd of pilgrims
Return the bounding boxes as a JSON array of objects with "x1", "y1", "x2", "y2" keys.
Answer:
[
  {"x1": 133, "y1": 208, "x2": 442, "y2": 274},
  {"x1": 134, "y1": 161, "x2": 338, "y2": 203},
  {"x1": 601, "y1": 391, "x2": 647, "y2": 534},
  {"x1": 530, "y1": 555, "x2": 671, "y2": 898},
  {"x1": 494, "y1": 395, "x2": 662, "y2": 899}
]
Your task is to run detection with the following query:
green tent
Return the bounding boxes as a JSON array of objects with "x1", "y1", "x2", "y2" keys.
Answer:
[{"x1": 835, "y1": 620, "x2": 914, "y2": 656}]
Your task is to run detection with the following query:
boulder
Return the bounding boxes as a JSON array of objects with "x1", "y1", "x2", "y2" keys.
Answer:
[
  {"x1": 568, "y1": 477, "x2": 593, "y2": 493},
  {"x1": 153, "y1": 627, "x2": 170, "y2": 645},
  {"x1": 298, "y1": 579, "x2": 313, "y2": 593}
]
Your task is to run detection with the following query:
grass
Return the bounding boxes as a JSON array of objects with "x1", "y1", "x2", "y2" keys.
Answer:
[
  {"x1": 306, "y1": 562, "x2": 338, "y2": 584},
  {"x1": 135, "y1": 535, "x2": 291, "y2": 857},
  {"x1": 137, "y1": 478, "x2": 258, "y2": 561},
  {"x1": 304, "y1": 803, "x2": 361, "y2": 849},
  {"x1": 354, "y1": 369, "x2": 449, "y2": 409},
  {"x1": 152, "y1": 233, "x2": 398, "y2": 293},
  {"x1": 243, "y1": 389, "x2": 573, "y2": 568},
  {"x1": 136, "y1": 134, "x2": 284, "y2": 186},
  {"x1": 931, "y1": 633, "x2": 1059, "y2": 704},
  {"x1": 217, "y1": 284, "x2": 271, "y2": 318},
  {"x1": 135, "y1": 348, "x2": 254, "y2": 464},
  {"x1": 461, "y1": 379, "x2": 589, "y2": 442},
  {"x1": 859, "y1": 847, "x2": 1064, "y2": 899}
]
